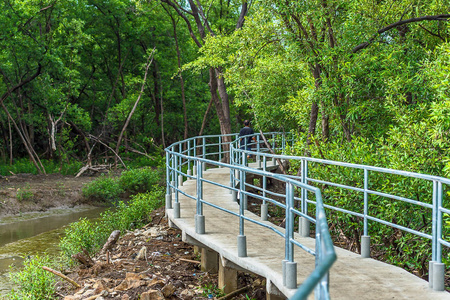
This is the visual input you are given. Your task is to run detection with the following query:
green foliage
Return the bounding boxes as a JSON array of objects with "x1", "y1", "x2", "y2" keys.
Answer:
[
  {"x1": 198, "y1": 283, "x2": 225, "y2": 298},
  {"x1": 7, "y1": 255, "x2": 57, "y2": 300},
  {"x1": 101, "y1": 190, "x2": 164, "y2": 233},
  {"x1": 60, "y1": 189, "x2": 163, "y2": 260},
  {"x1": 289, "y1": 134, "x2": 441, "y2": 274},
  {"x1": 59, "y1": 217, "x2": 109, "y2": 259},
  {"x1": 82, "y1": 175, "x2": 123, "y2": 203},
  {"x1": 119, "y1": 167, "x2": 164, "y2": 194},
  {"x1": 0, "y1": 159, "x2": 83, "y2": 177},
  {"x1": 16, "y1": 184, "x2": 34, "y2": 202}
]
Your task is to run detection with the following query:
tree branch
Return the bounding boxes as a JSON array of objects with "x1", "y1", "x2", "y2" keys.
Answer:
[
  {"x1": 161, "y1": 0, "x2": 203, "y2": 47},
  {"x1": 352, "y1": 14, "x2": 450, "y2": 53}
]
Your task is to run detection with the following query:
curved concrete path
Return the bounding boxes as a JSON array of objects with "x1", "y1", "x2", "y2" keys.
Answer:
[{"x1": 166, "y1": 166, "x2": 450, "y2": 299}]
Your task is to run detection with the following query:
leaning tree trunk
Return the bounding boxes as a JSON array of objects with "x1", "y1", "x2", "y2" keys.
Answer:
[{"x1": 115, "y1": 49, "x2": 155, "y2": 165}]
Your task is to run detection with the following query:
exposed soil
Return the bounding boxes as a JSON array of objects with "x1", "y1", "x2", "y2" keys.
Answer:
[
  {"x1": 0, "y1": 173, "x2": 98, "y2": 217},
  {"x1": 57, "y1": 207, "x2": 266, "y2": 300}
]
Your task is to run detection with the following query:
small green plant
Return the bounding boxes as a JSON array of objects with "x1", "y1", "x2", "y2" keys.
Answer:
[
  {"x1": 245, "y1": 294, "x2": 256, "y2": 300},
  {"x1": 82, "y1": 174, "x2": 123, "y2": 203},
  {"x1": 16, "y1": 184, "x2": 34, "y2": 202},
  {"x1": 7, "y1": 255, "x2": 58, "y2": 300},
  {"x1": 55, "y1": 182, "x2": 66, "y2": 196},
  {"x1": 198, "y1": 283, "x2": 225, "y2": 298}
]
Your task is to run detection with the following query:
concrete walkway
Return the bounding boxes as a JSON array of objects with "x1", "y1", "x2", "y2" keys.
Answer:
[{"x1": 166, "y1": 166, "x2": 450, "y2": 299}]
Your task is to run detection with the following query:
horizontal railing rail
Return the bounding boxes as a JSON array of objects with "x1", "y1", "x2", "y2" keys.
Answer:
[
  {"x1": 229, "y1": 132, "x2": 449, "y2": 293},
  {"x1": 166, "y1": 132, "x2": 336, "y2": 299},
  {"x1": 166, "y1": 131, "x2": 449, "y2": 298}
]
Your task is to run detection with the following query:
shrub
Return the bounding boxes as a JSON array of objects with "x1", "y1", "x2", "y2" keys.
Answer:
[
  {"x1": 8, "y1": 255, "x2": 57, "y2": 300},
  {"x1": 82, "y1": 174, "x2": 123, "y2": 203},
  {"x1": 16, "y1": 184, "x2": 34, "y2": 202},
  {"x1": 101, "y1": 190, "x2": 164, "y2": 232},
  {"x1": 60, "y1": 188, "x2": 164, "y2": 261},
  {"x1": 119, "y1": 167, "x2": 164, "y2": 194},
  {"x1": 59, "y1": 218, "x2": 110, "y2": 258}
]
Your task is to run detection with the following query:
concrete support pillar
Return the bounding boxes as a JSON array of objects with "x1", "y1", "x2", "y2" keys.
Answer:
[
  {"x1": 361, "y1": 235, "x2": 371, "y2": 258},
  {"x1": 429, "y1": 261, "x2": 434, "y2": 289},
  {"x1": 194, "y1": 246, "x2": 200, "y2": 255},
  {"x1": 237, "y1": 235, "x2": 247, "y2": 257},
  {"x1": 170, "y1": 181, "x2": 175, "y2": 193},
  {"x1": 261, "y1": 203, "x2": 268, "y2": 221},
  {"x1": 165, "y1": 194, "x2": 172, "y2": 210},
  {"x1": 168, "y1": 219, "x2": 178, "y2": 229},
  {"x1": 433, "y1": 262, "x2": 445, "y2": 291},
  {"x1": 195, "y1": 214, "x2": 205, "y2": 234},
  {"x1": 173, "y1": 202, "x2": 180, "y2": 219},
  {"x1": 218, "y1": 258, "x2": 238, "y2": 294},
  {"x1": 201, "y1": 248, "x2": 218, "y2": 273},
  {"x1": 178, "y1": 175, "x2": 184, "y2": 186},
  {"x1": 266, "y1": 294, "x2": 285, "y2": 300},
  {"x1": 299, "y1": 217, "x2": 310, "y2": 237},
  {"x1": 266, "y1": 280, "x2": 285, "y2": 300},
  {"x1": 187, "y1": 169, "x2": 192, "y2": 178}
]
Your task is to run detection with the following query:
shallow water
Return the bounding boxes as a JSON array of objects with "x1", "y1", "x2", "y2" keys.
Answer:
[{"x1": 0, "y1": 207, "x2": 105, "y2": 295}]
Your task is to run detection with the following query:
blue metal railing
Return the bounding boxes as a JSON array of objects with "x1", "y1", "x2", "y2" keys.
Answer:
[
  {"x1": 166, "y1": 132, "x2": 449, "y2": 298},
  {"x1": 166, "y1": 132, "x2": 336, "y2": 299}
]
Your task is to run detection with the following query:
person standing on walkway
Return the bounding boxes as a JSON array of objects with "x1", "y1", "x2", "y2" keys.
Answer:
[{"x1": 239, "y1": 120, "x2": 256, "y2": 158}]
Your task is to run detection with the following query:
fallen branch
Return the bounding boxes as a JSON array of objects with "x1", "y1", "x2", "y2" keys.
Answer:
[
  {"x1": 217, "y1": 286, "x2": 250, "y2": 300},
  {"x1": 42, "y1": 266, "x2": 80, "y2": 288},
  {"x1": 179, "y1": 258, "x2": 201, "y2": 264},
  {"x1": 101, "y1": 230, "x2": 121, "y2": 254},
  {"x1": 75, "y1": 164, "x2": 112, "y2": 178}
]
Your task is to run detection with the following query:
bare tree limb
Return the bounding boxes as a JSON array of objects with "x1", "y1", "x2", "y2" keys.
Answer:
[{"x1": 115, "y1": 48, "x2": 156, "y2": 164}]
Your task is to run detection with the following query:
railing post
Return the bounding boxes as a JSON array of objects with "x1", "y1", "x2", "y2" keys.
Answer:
[
  {"x1": 256, "y1": 134, "x2": 261, "y2": 168},
  {"x1": 361, "y1": 168, "x2": 371, "y2": 258},
  {"x1": 202, "y1": 137, "x2": 206, "y2": 171},
  {"x1": 284, "y1": 183, "x2": 297, "y2": 289},
  {"x1": 195, "y1": 161, "x2": 205, "y2": 234},
  {"x1": 193, "y1": 139, "x2": 197, "y2": 176},
  {"x1": 300, "y1": 159, "x2": 310, "y2": 237},
  {"x1": 219, "y1": 136, "x2": 222, "y2": 166},
  {"x1": 238, "y1": 168, "x2": 247, "y2": 257},
  {"x1": 432, "y1": 181, "x2": 445, "y2": 291},
  {"x1": 165, "y1": 151, "x2": 172, "y2": 209},
  {"x1": 242, "y1": 152, "x2": 248, "y2": 210},
  {"x1": 173, "y1": 152, "x2": 180, "y2": 219},
  {"x1": 261, "y1": 155, "x2": 268, "y2": 221},
  {"x1": 187, "y1": 140, "x2": 192, "y2": 178},
  {"x1": 229, "y1": 146, "x2": 234, "y2": 195}
]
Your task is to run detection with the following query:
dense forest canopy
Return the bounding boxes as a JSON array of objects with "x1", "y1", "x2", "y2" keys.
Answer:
[{"x1": 0, "y1": 0, "x2": 449, "y2": 176}]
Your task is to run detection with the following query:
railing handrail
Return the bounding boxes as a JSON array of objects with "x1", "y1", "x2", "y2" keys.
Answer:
[{"x1": 166, "y1": 131, "x2": 449, "y2": 297}]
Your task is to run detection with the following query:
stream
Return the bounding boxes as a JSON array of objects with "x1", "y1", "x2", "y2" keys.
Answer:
[{"x1": 0, "y1": 206, "x2": 105, "y2": 296}]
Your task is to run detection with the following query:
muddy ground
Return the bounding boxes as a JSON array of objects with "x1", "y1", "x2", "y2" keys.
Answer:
[
  {"x1": 0, "y1": 174, "x2": 267, "y2": 299},
  {"x1": 0, "y1": 173, "x2": 98, "y2": 217},
  {"x1": 58, "y1": 207, "x2": 266, "y2": 300}
]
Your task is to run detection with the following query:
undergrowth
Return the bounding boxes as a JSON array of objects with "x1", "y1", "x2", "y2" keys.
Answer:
[
  {"x1": 8, "y1": 255, "x2": 59, "y2": 300},
  {"x1": 7, "y1": 165, "x2": 165, "y2": 299},
  {"x1": 60, "y1": 189, "x2": 164, "y2": 261}
]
